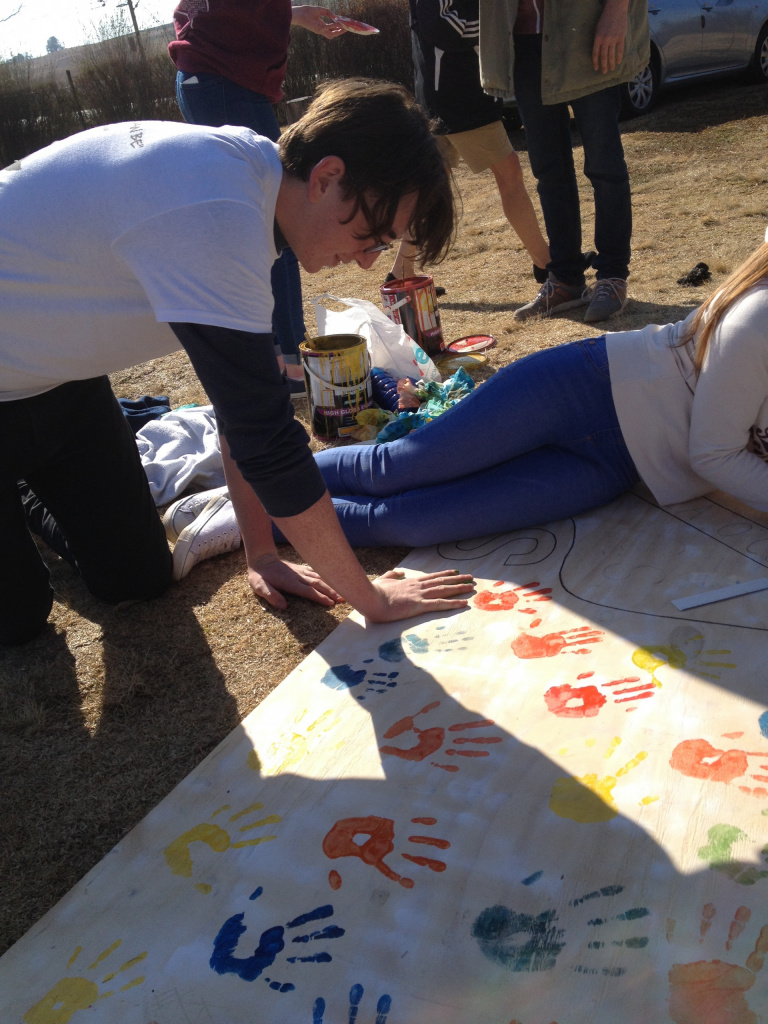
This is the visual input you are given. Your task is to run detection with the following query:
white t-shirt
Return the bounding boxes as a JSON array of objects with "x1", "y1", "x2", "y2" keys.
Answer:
[
  {"x1": 0, "y1": 121, "x2": 282, "y2": 400},
  {"x1": 607, "y1": 284, "x2": 768, "y2": 511}
]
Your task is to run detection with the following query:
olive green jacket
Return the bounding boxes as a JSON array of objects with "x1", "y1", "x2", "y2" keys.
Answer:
[{"x1": 478, "y1": 0, "x2": 650, "y2": 103}]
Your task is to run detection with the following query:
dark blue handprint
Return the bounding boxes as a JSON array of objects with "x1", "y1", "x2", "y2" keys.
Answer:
[
  {"x1": 312, "y1": 983, "x2": 392, "y2": 1023},
  {"x1": 210, "y1": 888, "x2": 343, "y2": 991}
]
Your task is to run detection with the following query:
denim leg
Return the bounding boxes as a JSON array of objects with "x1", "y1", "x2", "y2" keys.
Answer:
[
  {"x1": 176, "y1": 71, "x2": 306, "y2": 363},
  {"x1": 570, "y1": 87, "x2": 631, "y2": 281},
  {"x1": 315, "y1": 337, "x2": 629, "y2": 493},
  {"x1": 512, "y1": 35, "x2": 584, "y2": 287}
]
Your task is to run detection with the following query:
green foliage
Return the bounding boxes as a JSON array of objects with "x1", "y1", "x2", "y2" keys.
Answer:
[{"x1": 0, "y1": 60, "x2": 80, "y2": 166}]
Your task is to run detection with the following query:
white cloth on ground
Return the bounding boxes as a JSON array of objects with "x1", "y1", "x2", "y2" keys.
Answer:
[{"x1": 136, "y1": 405, "x2": 225, "y2": 505}]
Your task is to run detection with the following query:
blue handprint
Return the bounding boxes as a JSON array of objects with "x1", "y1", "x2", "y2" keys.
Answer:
[
  {"x1": 210, "y1": 888, "x2": 344, "y2": 991},
  {"x1": 312, "y1": 983, "x2": 392, "y2": 1023}
]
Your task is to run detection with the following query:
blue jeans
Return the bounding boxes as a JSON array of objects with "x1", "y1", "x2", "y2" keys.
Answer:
[
  {"x1": 176, "y1": 71, "x2": 306, "y2": 365},
  {"x1": 310, "y1": 337, "x2": 640, "y2": 548},
  {"x1": 513, "y1": 35, "x2": 632, "y2": 287}
]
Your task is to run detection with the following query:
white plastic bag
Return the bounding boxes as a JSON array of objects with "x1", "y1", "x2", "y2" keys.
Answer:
[{"x1": 312, "y1": 294, "x2": 441, "y2": 382}]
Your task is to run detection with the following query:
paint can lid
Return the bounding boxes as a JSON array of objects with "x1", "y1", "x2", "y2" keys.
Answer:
[
  {"x1": 446, "y1": 334, "x2": 496, "y2": 354},
  {"x1": 436, "y1": 352, "x2": 488, "y2": 373}
]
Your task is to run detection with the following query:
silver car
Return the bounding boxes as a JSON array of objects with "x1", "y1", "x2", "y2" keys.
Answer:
[{"x1": 623, "y1": 0, "x2": 768, "y2": 114}]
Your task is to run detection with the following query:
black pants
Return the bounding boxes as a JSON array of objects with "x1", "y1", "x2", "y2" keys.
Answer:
[{"x1": 0, "y1": 376, "x2": 173, "y2": 646}]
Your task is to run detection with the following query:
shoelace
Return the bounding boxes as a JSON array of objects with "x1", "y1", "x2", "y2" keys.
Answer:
[
  {"x1": 590, "y1": 279, "x2": 624, "y2": 302},
  {"x1": 192, "y1": 525, "x2": 240, "y2": 557}
]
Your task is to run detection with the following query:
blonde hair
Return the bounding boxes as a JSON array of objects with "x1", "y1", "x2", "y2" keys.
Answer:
[{"x1": 684, "y1": 242, "x2": 768, "y2": 374}]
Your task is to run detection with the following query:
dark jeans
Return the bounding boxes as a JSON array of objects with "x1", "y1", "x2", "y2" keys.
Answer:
[
  {"x1": 176, "y1": 70, "x2": 306, "y2": 365},
  {"x1": 0, "y1": 377, "x2": 173, "y2": 646},
  {"x1": 513, "y1": 34, "x2": 632, "y2": 287}
]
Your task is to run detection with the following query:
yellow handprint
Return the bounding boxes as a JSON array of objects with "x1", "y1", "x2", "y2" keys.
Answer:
[{"x1": 549, "y1": 737, "x2": 648, "y2": 823}]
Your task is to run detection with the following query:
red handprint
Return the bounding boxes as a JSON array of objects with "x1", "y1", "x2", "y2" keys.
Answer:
[
  {"x1": 670, "y1": 738, "x2": 768, "y2": 797},
  {"x1": 322, "y1": 815, "x2": 449, "y2": 890},
  {"x1": 474, "y1": 581, "x2": 551, "y2": 612},
  {"x1": 511, "y1": 626, "x2": 604, "y2": 659},
  {"x1": 379, "y1": 701, "x2": 503, "y2": 773}
]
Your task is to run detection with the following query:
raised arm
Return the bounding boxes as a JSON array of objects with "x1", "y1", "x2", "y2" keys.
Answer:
[{"x1": 291, "y1": 5, "x2": 345, "y2": 38}]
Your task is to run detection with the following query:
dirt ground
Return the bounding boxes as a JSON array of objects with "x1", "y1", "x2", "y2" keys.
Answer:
[{"x1": 1, "y1": 78, "x2": 766, "y2": 956}]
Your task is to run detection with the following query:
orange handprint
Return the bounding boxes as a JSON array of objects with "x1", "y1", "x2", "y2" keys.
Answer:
[
  {"x1": 379, "y1": 701, "x2": 503, "y2": 773},
  {"x1": 322, "y1": 815, "x2": 449, "y2": 890},
  {"x1": 474, "y1": 581, "x2": 551, "y2": 612},
  {"x1": 512, "y1": 627, "x2": 604, "y2": 660},
  {"x1": 668, "y1": 904, "x2": 768, "y2": 1024},
  {"x1": 669, "y1": 737, "x2": 768, "y2": 798}
]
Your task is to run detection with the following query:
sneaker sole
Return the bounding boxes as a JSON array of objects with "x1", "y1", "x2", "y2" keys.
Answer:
[
  {"x1": 513, "y1": 295, "x2": 588, "y2": 322},
  {"x1": 172, "y1": 494, "x2": 233, "y2": 581}
]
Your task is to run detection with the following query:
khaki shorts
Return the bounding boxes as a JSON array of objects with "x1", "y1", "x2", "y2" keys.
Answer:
[{"x1": 438, "y1": 119, "x2": 513, "y2": 174}]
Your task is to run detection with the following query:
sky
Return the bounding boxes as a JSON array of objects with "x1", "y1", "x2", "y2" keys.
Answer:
[{"x1": 0, "y1": 0, "x2": 172, "y2": 59}]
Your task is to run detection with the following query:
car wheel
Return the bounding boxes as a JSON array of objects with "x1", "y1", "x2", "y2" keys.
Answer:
[
  {"x1": 747, "y1": 22, "x2": 768, "y2": 83},
  {"x1": 620, "y1": 56, "x2": 659, "y2": 118}
]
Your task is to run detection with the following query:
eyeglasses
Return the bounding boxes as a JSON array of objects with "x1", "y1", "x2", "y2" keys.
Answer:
[{"x1": 362, "y1": 241, "x2": 394, "y2": 255}]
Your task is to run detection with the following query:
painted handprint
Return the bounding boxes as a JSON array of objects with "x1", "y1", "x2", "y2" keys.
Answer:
[
  {"x1": 670, "y1": 735, "x2": 768, "y2": 798},
  {"x1": 163, "y1": 801, "x2": 280, "y2": 893},
  {"x1": 24, "y1": 941, "x2": 146, "y2": 1024},
  {"x1": 260, "y1": 708, "x2": 341, "y2": 773},
  {"x1": 379, "y1": 700, "x2": 503, "y2": 773},
  {"x1": 378, "y1": 627, "x2": 472, "y2": 664},
  {"x1": 472, "y1": 881, "x2": 649, "y2": 976},
  {"x1": 549, "y1": 737, "x2": 648, "y2": 823},
  {"x1": 544, "y1": 668, "x2": 657, "y2": 719},
  {"x1": 668, "y1": 904, "x2": 768, "y2": 1024},
  {"x1": 511, "y1": 626, "x2": 604, "y2": 660},
  {"x1": 312, "y1": 983, "x2": 391, "y2": 1023},
  {"x1": 210, "y1": 887, "x2": 343, "y2": 990},
  {"x1": 321, "y1": 663, "x2": 400, "y2": 701},
  {"x1": 697, "y1": 823, "x2": 768, "y2": 885},
  {"x1": 474, "y1": 580, "x2": 552, "y2": 619},
  {"x1": 323, "y1": 814, "x2": 449, "y2": 890}
]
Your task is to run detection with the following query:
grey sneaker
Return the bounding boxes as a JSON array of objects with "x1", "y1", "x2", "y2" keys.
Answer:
[
  {"x1": 172, "y1": 494, "x2": 241, "y2": 581},
  {"x1": 514, "y1": 274, "x2": 588, "y2": 321},
  {"x1": 162, "y1": 485, "x2": 229, "y2": 544},
  {"x1": 584, "y1": 278, "x2": 628, "y2": 323}
]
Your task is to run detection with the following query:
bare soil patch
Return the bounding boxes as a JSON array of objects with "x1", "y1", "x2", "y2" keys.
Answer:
[{"x1": 1, "y1": 78, "x2": 766, "y2": 955}]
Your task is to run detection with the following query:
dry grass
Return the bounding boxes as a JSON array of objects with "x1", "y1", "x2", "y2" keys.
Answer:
[{"x1": 1, "y1": 77, "x2": 767, "y2": 956}]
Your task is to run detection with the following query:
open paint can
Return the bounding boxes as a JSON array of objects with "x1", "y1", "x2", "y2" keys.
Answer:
[
  {"x1": 380, "y1": 275, "x2": 445, "y2": 356},
  {"x1": 300, "y1": 334, "x2": 372, "y2": 440}
]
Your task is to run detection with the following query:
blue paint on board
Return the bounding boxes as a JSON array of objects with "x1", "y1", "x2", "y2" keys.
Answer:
[
  {"x1": 522, "y1": 870, "x2": 543, "y2": 886},
  {"x1": 210, "y1": 914, "x2": 284, "y2": 982},
  {"x1": 759, "y1": 709, "x2": 768, "y2": 738},
  {"x1": 310, "y1": 984, "x2": 392, "y2": 1023},
  {"x1": 321, "y1": 665, "x2": 367, "y2": 691},
  {"x1": 471, "y1": 905, "x2": 565, "y2": 972},
  {"x1": 287, "y1": 905, "x2": 334, "y2": 928},
  {"x1": 313, "y1": 998, "x2": 326, "y2": 1022},
  {"x1": 378, "y1": 639, "x2": 405, "y2": 663},
  {"x1": 249, "y1": 886, "x2": 263, "y2": 901},
  {"x1": 616, "y1": 907, "x2": 650, "y2": 921},
  {"x1": 570, "y1": 885, "x2": 623, "y2": 906}
]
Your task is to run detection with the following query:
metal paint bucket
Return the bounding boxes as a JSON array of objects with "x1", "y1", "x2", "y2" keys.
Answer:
[
  {"x1": 300, "y1": 333, "x2": 372, "y2": 440},
  {"x1": 380, "y1": 275, "x2": 445, "y2": 356}
]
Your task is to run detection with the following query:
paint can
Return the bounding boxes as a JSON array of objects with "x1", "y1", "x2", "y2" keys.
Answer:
[
  {"x1": 380, "y1": 275, "x2": 445, "y2": 356},
  {"x1": 300, "y1": 334, "x2": 372, "y2": 440}
]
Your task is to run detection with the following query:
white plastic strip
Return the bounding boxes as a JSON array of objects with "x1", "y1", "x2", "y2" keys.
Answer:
[{"x1": 671, "y1": 577, "x2": 768, "y2": 610}]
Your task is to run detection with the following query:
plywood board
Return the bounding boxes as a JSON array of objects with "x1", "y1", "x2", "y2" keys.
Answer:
[{"x1": 3, "y1": 489, "x2": 768, "y2": 1024}]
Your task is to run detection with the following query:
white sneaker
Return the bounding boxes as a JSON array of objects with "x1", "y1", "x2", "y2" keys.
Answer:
[
  {"x1": 162, "y1": 485, "x2": 229, "y2": 543},
  {"x1": 172, "y1": 494, "x2": 241, "y2": 581}
]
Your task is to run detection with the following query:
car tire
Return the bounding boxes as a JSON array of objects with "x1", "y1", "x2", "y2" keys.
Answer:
[
  {"x1": 620, "y1": 54, "x2": 659, "y2": 118},
  {"x1": 747, "y1": 22, "x2": 768, "y2": 83}
]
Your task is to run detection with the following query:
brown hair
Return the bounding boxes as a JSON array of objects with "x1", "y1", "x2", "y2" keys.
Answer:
[
  {"x1": 279, "y1": 78, "x2": 455, "y2": 265},
  {"x1": 683, "y1": 242, "x2": 768, "y2": 374}
]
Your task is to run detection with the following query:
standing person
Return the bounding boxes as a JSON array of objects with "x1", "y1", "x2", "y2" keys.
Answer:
[
  {"x1": 169, "y1": 1, "x2": 346, "y2": 393},
  {"x1": 386, "y1": 0, "x2": 550, "y2": 288},
  {"x1": 0, "y1": 79, "x2": 475, "y2": 647},
  {"x1": 477, "y1": 0, "x2": 649, "y2": 324}
]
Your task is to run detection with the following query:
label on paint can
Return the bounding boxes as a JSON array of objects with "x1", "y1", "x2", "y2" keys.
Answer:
[
  {"x1": 380, "y1": 276, "x2": 445, "y2": 356},
  {"x1": 300, "y1": 334, "x2": 372, "y2": 440}
]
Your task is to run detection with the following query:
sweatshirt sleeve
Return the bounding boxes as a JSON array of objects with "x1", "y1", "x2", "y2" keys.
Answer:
[
  {"x1": 688, "y1": 287, "x2": 768, "y2": 511},
  {"x1": 170, "y1": 322, "x2": 327, "y2": 518}
]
